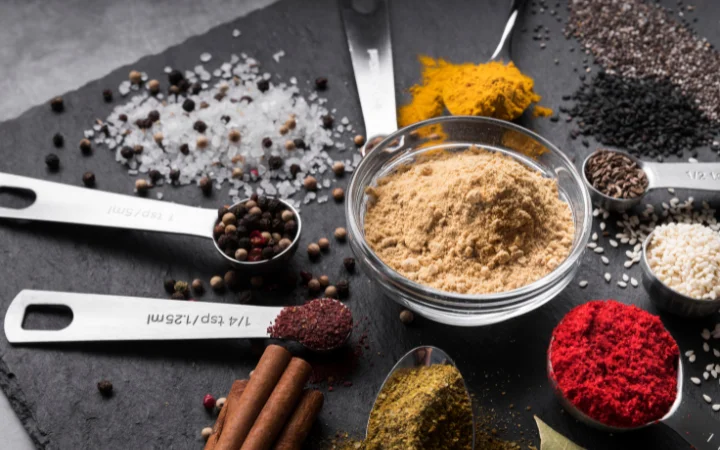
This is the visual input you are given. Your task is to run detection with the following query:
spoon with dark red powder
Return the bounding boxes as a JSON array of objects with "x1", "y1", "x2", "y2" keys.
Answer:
[{"x1": 5, "y1": 290, "x2": 352, "y2": 353}]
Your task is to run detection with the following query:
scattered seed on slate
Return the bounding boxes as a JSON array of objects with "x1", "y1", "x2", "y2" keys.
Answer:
[
  {"x1": 52, "y1": 132, "x2": 64, "y2": 148},
  {"x1": 45, "y1": 154, "x2": 60, "y2": 171},
  {"x1": 82, "y1": 172, "x2": 96, "y2": 187}
]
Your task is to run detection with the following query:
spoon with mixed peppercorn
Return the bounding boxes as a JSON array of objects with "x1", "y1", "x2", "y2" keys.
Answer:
[
  {"x1": 5, "y1": 290, "x2": 352, "y2": 353},
  {"x1": 0, "y1": 173, "x2": 301, "y2": 270}
]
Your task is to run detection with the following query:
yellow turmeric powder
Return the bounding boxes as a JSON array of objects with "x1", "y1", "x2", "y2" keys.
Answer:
[{"x1": 398, "y1": 56, "x2": 550, "y2": 127}]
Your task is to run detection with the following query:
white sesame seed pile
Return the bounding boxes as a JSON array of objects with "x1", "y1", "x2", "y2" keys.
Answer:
[
  {"x1": 647, "y1": 223, "x2": 720, "y2": 300},
  {"x1": 85, "y1": 49, "x2": 362, "y2": 207}
]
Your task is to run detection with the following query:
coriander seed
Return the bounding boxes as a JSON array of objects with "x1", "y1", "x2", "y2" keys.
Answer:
[
  {"x1": 50, "y1": 96, "x2": 64, "y2": 112},
  {"x1": 232, "y1": 167, "x2": 244, "y2": 179},
  {"x1": 278, "y1": 238, "x2": 292, "y2": 250},
  {"x1": 224, "y1": 224, "x2": 237, "y2": 235},
  {"x1": 318, "y1": 238, "x2": 330, "y2": 251},
  {"x1": 281, "y1": 210, "x2": 294, "y2": 222},
  {"x1": 148, "y1": 79, "x2": 160, "y2": 94},
  {"x1": 201, "y1": 427, "x2": 213, "y2": 440},
  {"x1": 325, "y1": 285, "x2": 338, "y2": 298},
  {"x1": 97, "y1": 380, "x2": 113, "y2": 396},
  {"x1": 334, "y1": 227, "x2": 347, "y2": 241},
  {"x1": 235, "y1": 248, "x2": 248, "y2": 261},
  {"x1": 210, "y1": 275, "x2": 225, "y2": 292},
  {"x1": 307, "y1": 243, "x2": 320, "y2": 258},
  {"x1": 222, "y1": 212, "x2": 237, "y2": 226},
  {"x1": 332, "y1": 188, "x2": 344, "y2": 201},
  {"x1": 45, "y1": 153, "x2": 60, "y2": 171},
  {"x1": 332, "y1": 161, "x2": 345, "y2": 176},
  {"x1": 129, "y1": 70, "x2": 142, "y2": 84},
  {"x1": 174, "y1": 281, "x2": 189, "y2": 297},
  {"x1": 228, "y1": 129, "x2": 241, "y2": 143},
  {"x1": 279, "y1": 125, "x2": 289, "y2": 135},
  {"x1": 153, "y1": 132, "x2": 164, "y2": 144},
  {"x1": 399, "y1": 309, "x2": 414, "y2": 324},
  {"x1": 354, "y1": 134, "x2": 366, "y2": 146},
  {"x1": 308, "y1": 278, "x2": 321, "y2": 292},
  {"x1": 196, "y1": 136, "x2": 208, "y2": 149},
  {"x1": 82, "y1": 171, "x2": 96, "y2": 187},
  {"x1": 303, "y1": 176, "x2": 317, "y2": 191},
  {"x1": 319, "y1": 275, "x2": 330, "y2": 287},
  {"x1": 52, "y1": 132, "x2": 64, "y2": 148},
  {"x1": 135, "y1": 179, "x2": 150, "y2": 194},
  {"x1": 284, "y1": 140, "x2": 295, "y2": 151},
  {"x1": 191, "y1": 279, "x2": 204, "y2": 296},
  {"x1": 79, "y1": 138, "x2": 92, "y2": 155},
  {"x1": 199, "y1": 176, "x2": 212, "y2": 195}
]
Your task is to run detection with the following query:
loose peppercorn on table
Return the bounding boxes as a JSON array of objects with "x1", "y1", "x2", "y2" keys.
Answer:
[{"x1": 1, "y1": 0, "x2": 720, "y2": 449}]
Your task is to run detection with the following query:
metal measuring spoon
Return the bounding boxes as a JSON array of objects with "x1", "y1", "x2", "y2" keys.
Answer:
[
  {"x1": 366, "y1": 346, "x2": 476, "y2": 447},
  {"x1": 548, "y1": 349, "x2": 718, "y2": 449},
  {"x1": 581, "y1": 149, "x2": 720, "y2": 213},
  {"x1": 0, "y1": 173, "x2": 301, "y2": 270},
  {"x1": 639, "y1": 230, "x2": 720, "y2": 317},
  {"x1": 3, "y1": 290, "x2": 351, "y2": 352}
]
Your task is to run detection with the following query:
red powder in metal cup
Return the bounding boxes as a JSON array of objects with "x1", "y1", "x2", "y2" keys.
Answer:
[
  {"x1": 268, "y1": 298, "x2": 353, "y2": 351},
  {"x1": 549, "y1": 300, "x2": 679, "y2": 428}
]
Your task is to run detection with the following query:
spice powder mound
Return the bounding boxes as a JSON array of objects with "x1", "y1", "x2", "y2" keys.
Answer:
[
  {"x1": 363, "y1": 147, "x2": 574, "y2": 294},
  {"x1": 365, "y1": 364, "x2": 473, "y2": 450}
]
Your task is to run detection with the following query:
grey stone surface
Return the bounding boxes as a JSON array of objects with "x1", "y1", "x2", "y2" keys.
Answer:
[{"x1": 0, "y1": 0, "x2": 718, "y2": 449}]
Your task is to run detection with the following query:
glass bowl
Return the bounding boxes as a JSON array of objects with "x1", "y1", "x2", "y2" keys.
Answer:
[{"x1": 345, "y1": 116, "x2": 592, "y2": 326}]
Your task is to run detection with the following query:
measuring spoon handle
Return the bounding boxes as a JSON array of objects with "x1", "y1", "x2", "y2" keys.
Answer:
[
  {"x1": 661, "y1": 398, "x2": 719, "y2": 450},
  {"x1": 4, "y1": 290, "x2": 280, "y2": 343},
  {"x1": 643, "y1": 162, "x2": 720, "y2": 191},
  {"x1": 340, "y1": 0, "x2": 397, "y2": 142},
  {"x1": 0, "y1": 172, "x2": 215, "y2": 238}
]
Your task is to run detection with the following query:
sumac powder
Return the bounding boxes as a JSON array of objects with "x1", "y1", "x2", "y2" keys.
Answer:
[
  {"x1": 549, "y1": 300, "x2": 678, "y2": 428},
  {"x1": 268, "y1": 298, "x2": 352, "y2": 351}
]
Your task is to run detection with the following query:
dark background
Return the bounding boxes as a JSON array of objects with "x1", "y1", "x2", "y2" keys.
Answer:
[{"x1": 0, "y1": 0, "x2": 719, "y2": 448}]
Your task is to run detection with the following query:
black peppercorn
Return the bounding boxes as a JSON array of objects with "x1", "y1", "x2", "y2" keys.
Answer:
[
  {"x1": 315, "y1": 77, "x2": 328, "y2": 90},
  {"x1": 148, "y1": 110, "x2": 160, "y2": 122},
  {"x1": 52, "y1": 132, "x2": 64, "y2": 148},
  {"x1": 148, "y1": 169, "x2": 162, "y2": 183},
  {"x1": 238, "y1": 237, "x2": 251, "y2": 250},
  {"x1": 336, "y1": 280, "x2": 349, "y2": 298},
  {"x1": 231, "y1": 204, "x2": 247, "y2": 218},
  {"x1": 163, "y1": 278, "x2": 176, "y2": 294},
  {"x1": 220, "y1": 115, "x2": 231, "y2": 124},
  {"x1": 267, "y1": 199, "x2": 281, "y2": 212},
  {"x1": 50, "y1": 96, "x2": 64, "y2": 113},
  {"x1": 199, "y1": 176, "x2": 212, "y2": 195},
  {"x1": 191, "y1": 82, "x2": 202, "y2": 95},
  {"x1": 284, "y1": 220, "x2": 297, "y2": 234},
  {"x1": 261, "y1": 247, "x2": 274, "y2": 260},
  {"x1": 193, "y1": 120, "x2": 207, "y2": 133},
  {"x1": 268, "y1": 156, "x2": 283, "y2": 170},
  {"x1": 118, "y1": 113, "x2": 128, "y2": 122},
  {"x1": 322, "y1": 115, "x2": 334, "y2": 129},
  {"x1": 168, "y1": 69, "x2": 184, "y2": 86},
  {"x1": 182, "y1": 99, "x2": 195, "y2": 112},
  {"x1": 343, "y1": 257, "x2": 356, "y2": 272},
  {"x1": 262, "y1": 137, "x2": 273, "y2": 148},
  {"x1": 45, "y1": 153, "x2": 60, "y2": 171},
  {"x1": 293, "y1": 138, "x2": 306, "y2": 150},
  {"x1": 271, "y1": 218, "x2": 284, "y2": 233},
  {"x1": 290, "y1": 164, "x2": 301, "y2": 178},
  {"x1": 178, "y1": 79, "x2": 191, "y2": 93},
  {"x1": 169, "y1": 169, "x2": 180, "y2": 182},
  {"x1": 102, "y1": 89, "x2": 113, "y2": 102},
  {"x1": 120, "y1": 146, "x2": 134, "y2": 159},
  {"x1": 217, "y1": 206, "x2": 230, "y2": 220},
  {"x1": 179, "y1": 143, "x2": 190, "y2": 155},
  {"x1": 257, "y1": 79, "x2": 270, "y2": 92},
  {"x1": 97, "y1": 380, "x2": 113, "y2": 397},
  {"x1": 79, "y1": 139, "x2": 92, "y2": 155},
  {"x1": 82, "y1": 171, "x2": 96, "y2": 187}
]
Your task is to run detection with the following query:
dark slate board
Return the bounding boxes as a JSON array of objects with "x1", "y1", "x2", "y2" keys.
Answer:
[{"x1": 0, "y1": 0, "x2": 719, "y2": 448}]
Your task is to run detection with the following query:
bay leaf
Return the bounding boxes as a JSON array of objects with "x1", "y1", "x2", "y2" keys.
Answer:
[{"x1": 534, "y1": 416, "x2": 585, "y2": 450}]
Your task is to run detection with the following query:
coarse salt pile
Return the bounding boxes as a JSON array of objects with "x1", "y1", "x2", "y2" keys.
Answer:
[
  {"x1": 647, "y1": 223, "x2": 720, "y2": 300},
  {"x1": 85, "y1": 51, "x2": 362, "y2": 207}
]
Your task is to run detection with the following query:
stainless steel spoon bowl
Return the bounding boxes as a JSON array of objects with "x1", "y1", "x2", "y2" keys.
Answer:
[
  {"x1": 640, "y1": 230, "x2": 720, "y2": 318},
  {"x1": 0, "y1": 173, "x2": 301, "y2": 271},
  {"x1": 581, "y1": 149, "x2": 720, "y2": 213},
  {"x1": 366, "y1": 346, "x2": 476, "y2": 447},
  {"x1": 548, "y1": 348, "x2": 717, "y2": 449}
]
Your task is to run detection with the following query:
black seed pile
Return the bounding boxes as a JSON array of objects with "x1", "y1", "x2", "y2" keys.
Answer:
[
  {"x1": 566, "y1": 73, "x2": 717, "y2": 160},
  {"x1": 567, "y1": 0, "x2": 720, "y2": 122}
]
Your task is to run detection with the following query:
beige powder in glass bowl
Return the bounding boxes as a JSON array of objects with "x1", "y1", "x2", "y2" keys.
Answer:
[{"x1": 363, "y1": 146, "x2": 574, "y2": 295}]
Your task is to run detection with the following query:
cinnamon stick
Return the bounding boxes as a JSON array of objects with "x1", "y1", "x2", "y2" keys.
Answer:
[
  {"x1": 204, "y1": 380, "x2": 248, "y2": 450},
  {"x1": 215, "y1": 345, "x2": 292, "y2": 450},
  {"x1": 272, "y1": 390, "x2": 324, "y2": 450},
  {"x1": 240, "y1": 357, "x2": 313, "y2": 450}
]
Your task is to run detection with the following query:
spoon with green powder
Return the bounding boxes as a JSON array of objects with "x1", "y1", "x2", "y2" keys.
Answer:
[{"x1": 365, "y1": 346, "x2": 475, "y2": 449}]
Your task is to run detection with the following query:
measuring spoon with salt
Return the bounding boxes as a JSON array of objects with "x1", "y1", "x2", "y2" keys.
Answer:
[
  {"x1": 548, "y1": 348, "x2": 718, "y2": 449},
  {"x1": 4, "y1": 290, "x2": 351, "y2": 352},
  {"x1": 367, "y1": 346, "x2": 476, "y2": 447},
  {"x1": 581, "y1": 149, "x2": 720, "y2": 213},
  {"x1": 0, "y1": 173, "x2": 301, "y2": 270}
]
